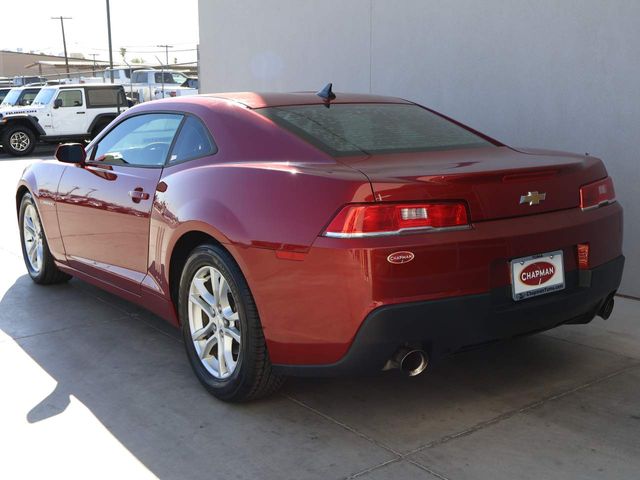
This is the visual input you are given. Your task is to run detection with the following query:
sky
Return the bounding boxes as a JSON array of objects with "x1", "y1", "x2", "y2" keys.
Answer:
[{"x1": 0, "y1": 0, "x2": 199, "y2": 65}]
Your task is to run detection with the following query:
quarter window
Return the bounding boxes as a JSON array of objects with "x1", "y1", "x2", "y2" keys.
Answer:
[
  {"x1": 56, "y1": 90, "x2": 83, "y2": 107},
  {"x1": 86, "y1": 88, "x2": 125, "y2": 108},
  {"x1": 169, "y1": 116, "x2": 216, "y2": 163},
  {"x1": 93, "y1": 113, "x2": 183, "y2": 167}
]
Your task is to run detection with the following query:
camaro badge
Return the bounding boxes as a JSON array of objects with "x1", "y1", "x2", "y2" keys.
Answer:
[{"x1": 519, "y1": 191, "x2": 546, "y2": 206}]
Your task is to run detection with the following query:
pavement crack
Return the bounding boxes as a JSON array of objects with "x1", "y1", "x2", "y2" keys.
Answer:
[
  {"x1": 282, "y1": 393, "x2": 404, "y2": 465},
  {"x1": 404, "y1": 361, "x2": 640, "y2": 457},
  {"x1": 406, "y1": 458, "x2": 451, "y2": 480}
]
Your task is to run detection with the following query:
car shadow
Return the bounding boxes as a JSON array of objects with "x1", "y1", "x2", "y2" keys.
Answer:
[{"x1": 0, "y1": 273, "x2": 633, "y2": 477}]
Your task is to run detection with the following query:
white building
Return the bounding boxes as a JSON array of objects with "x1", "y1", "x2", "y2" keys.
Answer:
[{"x1": 198, "y1": 0, "x2": 639, "y2": 296}]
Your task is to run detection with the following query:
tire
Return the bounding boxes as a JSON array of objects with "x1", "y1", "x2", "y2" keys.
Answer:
[
  {"x1": 2, "y1": 125, "x2": 36, "y2": 156},
  {"x1": 91, "y1": 120, "x2": 112, "y2": 139},
  {"x1": 179, "y1": 243, "x2": 284, "y2": 402},
  {"x1": 19, "y1": 193, "x2": 72, "y2": 284}
]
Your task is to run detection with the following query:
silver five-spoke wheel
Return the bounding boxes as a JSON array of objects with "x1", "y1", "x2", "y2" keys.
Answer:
[
  {"x1": 10, "y1": 131, "x2": 31, "y2": 152},
  {"x1": 22, "y1": 204, "x2": 43, "y2": 274},
  {"x1": 188, "y1": 266, "x2": 242, "y2": 379}
]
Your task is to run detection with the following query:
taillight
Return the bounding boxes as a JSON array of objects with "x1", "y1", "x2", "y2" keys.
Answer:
[
  {"x1": 580, "y1": 177, "x2": 615, "y2": 210},
  {"x1": 323, "y1": 202, "x2": 469, "y2": 238}
]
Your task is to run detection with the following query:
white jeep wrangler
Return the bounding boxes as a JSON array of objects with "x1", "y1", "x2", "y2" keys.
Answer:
[{"x1": 0, "y1": 84, "x2": 127, "y2": 156}]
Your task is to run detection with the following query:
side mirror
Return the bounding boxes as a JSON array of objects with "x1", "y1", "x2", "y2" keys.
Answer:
[
  {"x1": 55, "y1": 143, "x2": 86, "y2": 164},
  {"x1": 53, "y1": 98, "x2": 63, "y2": 109}
]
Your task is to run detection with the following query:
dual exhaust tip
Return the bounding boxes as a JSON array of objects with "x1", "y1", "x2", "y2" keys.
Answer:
[{"x1": 385, "y1": 348, "x2": 429, "y2": 377}]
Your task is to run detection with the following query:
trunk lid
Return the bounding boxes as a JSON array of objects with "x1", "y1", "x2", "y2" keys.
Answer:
[{"x1": 339, "y1": 146, "x2": 607, "y2": 221}]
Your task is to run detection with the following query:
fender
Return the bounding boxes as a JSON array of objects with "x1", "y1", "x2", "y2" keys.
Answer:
[
  {"x1": 1, "y1": 114, "x2": 46, "y2": 136},
  {"x1": 16, "y1": 161, "x2": 68, "y2": 261},
  {"x1": 87, "y1": 113, "x2": 118, "y2": 134}
]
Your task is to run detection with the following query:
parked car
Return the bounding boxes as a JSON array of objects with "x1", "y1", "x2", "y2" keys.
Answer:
[
  {"x1": 16, "y1": 87, "x2": 624, "y2": 402},
  {"x1": 182, "y1": 77, "x2": 199, "y2": 90},
  {"x1": 0, "y1": 86, "x2": 41, "y2": 109},
  {"x1": 130, "y1": 69, "x2": 197, "y2": 102},
  {"x1": 0, "y1": 83, "x2": 126, "y2": 156},
  {"x1": 12, "y1": 75, "x2": 46, "y2": 87},
  {"x1": 0, "y1": 87, "x2": 12, "y2": 103}
]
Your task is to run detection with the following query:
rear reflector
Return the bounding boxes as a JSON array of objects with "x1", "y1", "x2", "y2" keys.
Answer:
[
  {"x1": 580, "y1": 177, "x2": 615, "y2": 210},
  {"x1": 577, "y1": 243, "x2": 590, "y2": 270},
  {"x1": 323, "y1": 202, "x2": 469, "y2": 238}
]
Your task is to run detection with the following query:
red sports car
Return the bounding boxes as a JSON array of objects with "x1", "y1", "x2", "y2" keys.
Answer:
[{"x1": 16, "y1": 85, "x2": 624, "y2": 402}]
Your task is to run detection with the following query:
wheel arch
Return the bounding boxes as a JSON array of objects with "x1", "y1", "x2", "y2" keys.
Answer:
[
  {"x1": 88, "y1": 113, "x2": 117, "y2": 135},
  {"x1": 167, "y1": 229, "x2": 250, "y2": 324},
  {"x1": 15, "y1": 184, "x2": 31, "y2": 216},
  {"x1": 3, "y1": 116, "x2": 45, "y2": 137}
]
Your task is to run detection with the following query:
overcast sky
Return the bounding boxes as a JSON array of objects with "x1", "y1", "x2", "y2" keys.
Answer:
[{"x1": 0, "y1": 0, "x2": 199, "y2": 64}]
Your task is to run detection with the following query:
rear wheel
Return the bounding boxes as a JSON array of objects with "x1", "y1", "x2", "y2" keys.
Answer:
[
  {"x1": 179, "y1": 244, "x2": 284, "y2": 402},
  {"x1": 91, "y1": 119, "x2": 112, "y2": 139},
  {"x1": 19, "y1": 193, "x2": 71, "y2": 284},
  {"x1": 3, "y1": 125, "x2": 36, "y2": 156}
]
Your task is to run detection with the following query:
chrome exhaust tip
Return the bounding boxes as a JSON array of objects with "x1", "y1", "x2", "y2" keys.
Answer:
[
  {"x1": 400, "y1": 349, "x2": 429, "y2": 376},
  {"x1": 384, "y1": 348, "x2": 429, "y2": 376}
]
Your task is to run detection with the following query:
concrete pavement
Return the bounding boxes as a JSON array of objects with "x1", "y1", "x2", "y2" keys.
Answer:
[{"x1": 1, "y1": 149, "x2": 639, "y2": 479}]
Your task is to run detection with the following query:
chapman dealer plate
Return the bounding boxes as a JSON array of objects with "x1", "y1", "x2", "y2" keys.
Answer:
[{"x1": 511, "y1": 250, "x2": 565, "y2": 301}]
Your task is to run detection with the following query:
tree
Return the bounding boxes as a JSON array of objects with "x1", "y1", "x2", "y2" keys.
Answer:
[
  {"x1": 130, "y1": 57, "x2": 144, "y2": 64},
  {"x1": 119, "y1": 47, "x2": 127, "y2": 62}
]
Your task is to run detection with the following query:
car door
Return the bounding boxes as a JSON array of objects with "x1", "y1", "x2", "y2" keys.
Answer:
[
  {"x1": 50, "y1": 88, "x2": 89, "y2": 135},
  {"x1": 56, "y1": 112, "x2": 183, "y2": 292}
]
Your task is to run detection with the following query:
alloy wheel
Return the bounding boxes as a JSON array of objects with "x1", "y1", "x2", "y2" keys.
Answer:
[
  {"x1": 23, "y1": 204, "x2": 43, "y2": 273},
  {"x1": 188, "y1": 266, "x2": 242, "y2": 379},
  {"x1": 10, "y1": 131, "x2": 31, "y2": 152}
]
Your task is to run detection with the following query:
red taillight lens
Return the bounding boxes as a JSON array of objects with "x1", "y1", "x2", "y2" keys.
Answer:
[
  {"x1": 580, "y1": 177, "x2": 615, "y2": 210},
  {"x1": 323, "y1": 202, "x2": 469, "y2": 238},
  {"x1": 577, "y1": 243, "x2": 590, "y2": 270}
]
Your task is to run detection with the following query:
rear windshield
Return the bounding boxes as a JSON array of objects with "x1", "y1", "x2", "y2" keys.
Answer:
[{"x1": 259, "y1": 104, "x2": 494, "y2": 156}]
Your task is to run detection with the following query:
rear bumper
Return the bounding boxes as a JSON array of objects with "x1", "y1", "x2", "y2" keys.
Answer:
[{"x1": 273, "y1": 255, "x2": 624, "y2": 376}]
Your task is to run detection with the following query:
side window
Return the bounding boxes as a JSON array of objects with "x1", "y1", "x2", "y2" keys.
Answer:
[
  {"x1": 56, "y1": 90, "x2": 83, "y2": 107},
  {"x1": 86, "y1": 88, "x2": 123, "y2": 108},
  {"x1": 168, "y1": 116, "x2": 217, "y2": 164},
  {"x1": 132, "y1": 72, "x2": 146, "y2": 83},
  {"x1": 21, "y1": 89, "x2": 39, "y2": 106},
  {"x1": 93, "y1": 113, "x2": 183, "y2": 167}
]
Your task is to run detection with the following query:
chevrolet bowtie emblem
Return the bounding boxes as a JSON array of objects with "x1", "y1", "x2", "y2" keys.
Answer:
[{"x1": 519, "y1": 191, "x2": 546, "y2": 206}]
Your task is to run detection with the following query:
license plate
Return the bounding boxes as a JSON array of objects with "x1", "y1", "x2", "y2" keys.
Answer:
[{"x1": 511, "y1": 250, "x2": 565, "y2": 301}]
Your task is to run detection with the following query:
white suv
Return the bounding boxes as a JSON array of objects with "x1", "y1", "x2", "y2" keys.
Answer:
[{"x1": 0, "y1": 84, "x2": 127, "y2": 156}]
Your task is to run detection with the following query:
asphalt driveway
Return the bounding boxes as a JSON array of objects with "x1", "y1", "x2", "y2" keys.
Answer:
[{"x1": 1, "y1": 150, "x2": 639, "y2": 479}]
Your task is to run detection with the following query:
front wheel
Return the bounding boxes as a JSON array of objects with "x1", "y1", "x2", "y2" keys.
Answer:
[
  {"x1": 179, "y1": 244, "x2": 284, "y2": 402},
  {"x1": 19, "y1": 193, "x2": 71, "y2": 284},
  {"x1": 2, "y1": 125, "x2": 36, "y2": 156}
]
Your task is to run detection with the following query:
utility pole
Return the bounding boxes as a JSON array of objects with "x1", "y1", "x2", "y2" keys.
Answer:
[
  {"x1": 156, "y1": 44, "x2": 173, "y2": 66},
  {"x1": 51, "y1": 16, "x2": 72, "y2": 78},
  {"x1": 106, "y1": 0, "x2": 114, "y2": 83},
  {"x1": 90, "y1": 53, "x2": 98, "y2": 76}
]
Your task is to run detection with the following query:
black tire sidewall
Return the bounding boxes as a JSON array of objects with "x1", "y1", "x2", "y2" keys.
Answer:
[
  {"x1": 3, "y1": 125, "x2": 36, "y2": 156},
  {"x1": 19, "y1": 193, "x2": 47, "y2": 282},
  {"x1": 179, "y1": 244, "x2": 259, "y2": 401}
]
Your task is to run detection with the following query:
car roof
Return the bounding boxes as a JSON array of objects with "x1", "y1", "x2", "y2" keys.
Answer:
[
  {"x1": 201, "y1": 91, "x2": 412, "y2": 109},
  {"x1": 40, "y1": 83, "x2": 123, "y2": 89}
]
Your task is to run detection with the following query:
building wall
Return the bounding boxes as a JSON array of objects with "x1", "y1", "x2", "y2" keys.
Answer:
[
  {"x1": 0, "y1": 51, "x2": 105, "y2": 79},
  {"x1": 199, "y1": 0, "x2": 640, "y2": 296}
]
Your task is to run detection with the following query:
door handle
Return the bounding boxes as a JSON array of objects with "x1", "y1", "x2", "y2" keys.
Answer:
[
  {"x1": 129, "y1": 188, "x2": 150, "y2": 203},
  {"x1": 76, "y1": 111, "x2": 86, "y2": 114}
]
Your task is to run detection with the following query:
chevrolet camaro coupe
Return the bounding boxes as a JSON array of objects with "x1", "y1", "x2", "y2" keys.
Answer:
[{"x1": 16, "y1": 85, "x2": 624, "y2": 401}]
